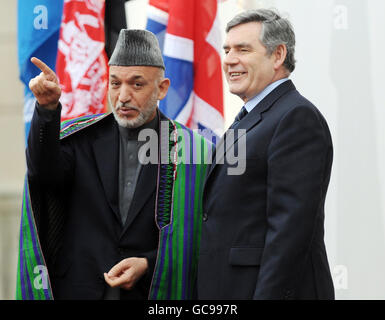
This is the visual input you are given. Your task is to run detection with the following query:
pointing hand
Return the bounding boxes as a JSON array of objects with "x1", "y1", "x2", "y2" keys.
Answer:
[{"x1": 29, "y1": 57, "x2": 61, "y2": 110}]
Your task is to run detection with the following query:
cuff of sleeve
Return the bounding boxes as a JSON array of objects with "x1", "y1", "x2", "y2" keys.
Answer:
[
  {"x1": 36, "y1": 102, "x2": 61, "y2": 121},
  {"x1": 138, "y1": 250, "x2": 157, "y2": 289}
]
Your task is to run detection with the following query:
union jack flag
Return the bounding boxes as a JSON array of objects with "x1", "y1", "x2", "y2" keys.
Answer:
[{"x1": 146, "y1": 0, "x2": 225, "y2": 139}]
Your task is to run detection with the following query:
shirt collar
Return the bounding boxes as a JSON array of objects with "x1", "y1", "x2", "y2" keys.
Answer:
[{"x1": 244, "y1": 78, "x2": 289, "y2": 113}]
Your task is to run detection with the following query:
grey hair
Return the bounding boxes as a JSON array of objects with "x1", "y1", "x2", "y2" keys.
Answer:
[{"x1": 226, "y1": 9, "x2": 296, "y2": 73}]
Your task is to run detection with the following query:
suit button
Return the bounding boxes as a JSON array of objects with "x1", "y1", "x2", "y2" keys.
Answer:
[{"x1": 202, "y1": 213, "x2": 208, "y2": 222}]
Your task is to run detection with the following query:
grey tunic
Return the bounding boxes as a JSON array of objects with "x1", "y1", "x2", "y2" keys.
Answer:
[{"x1": 117, "y1": 114, "x2": 158, "y2": 225}]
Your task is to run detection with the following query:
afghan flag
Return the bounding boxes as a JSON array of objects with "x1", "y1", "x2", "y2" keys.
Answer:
[{"x1": 56, "y1": 0, "x2": 108, "y2": 121}]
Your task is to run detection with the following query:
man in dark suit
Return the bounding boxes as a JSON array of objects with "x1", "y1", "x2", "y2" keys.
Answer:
[
  {"x1": 197, "y1": 9, "x2": 335, "y2": 299},
  {"x1": 23, "y1": 29, "x2": 210, "y2": 300},
  {"x1": 26, "y1": 29, "x2": 169, "y2": 300}
]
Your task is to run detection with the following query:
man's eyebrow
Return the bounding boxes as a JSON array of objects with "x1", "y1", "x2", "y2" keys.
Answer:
[
  {"x1": 109, "y1": 74, "x2": 145, "y2": 81},
  {"x1": 131, "y1": 75, "x2": 145, "y2": 80},
  {"x1": 223, "y1": 43, "x2": 252, "y2": 50}
]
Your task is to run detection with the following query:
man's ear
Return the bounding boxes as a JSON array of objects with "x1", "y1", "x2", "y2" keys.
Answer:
[
  {"x1": 273, "y1": 44, "x2": 287, "y2": 71},
  {"x1": 157, "y1": 77, "x2": 170, "y2": 100}
]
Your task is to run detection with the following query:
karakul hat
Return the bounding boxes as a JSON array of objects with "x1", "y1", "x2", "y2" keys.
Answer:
[{"x1": 108, "y1": 29, "x2": 165, "y2": 69}]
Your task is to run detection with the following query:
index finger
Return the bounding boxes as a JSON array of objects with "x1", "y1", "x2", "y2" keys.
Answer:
[{"x1": 31, "y1": 57, "x2": 54, "y2": 76}]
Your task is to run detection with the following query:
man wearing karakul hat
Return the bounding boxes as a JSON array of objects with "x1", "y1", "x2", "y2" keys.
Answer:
[{"x1": 16, "y1": 29, "x2": 212, "y2": 300}]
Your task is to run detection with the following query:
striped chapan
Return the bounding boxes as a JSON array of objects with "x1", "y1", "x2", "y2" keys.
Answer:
[
  {"x1": 16, "y1": 113, "x2": 108, "y2": 300},
  {"x1": 149, "y1": 121, "x2": 212, "y2": 300},
  {"x1": 16, "y1": 177, "x2": 53, "y2": 300},
  {"x1": 16, "y1": 113, "x2": 212, "y2": 300}
]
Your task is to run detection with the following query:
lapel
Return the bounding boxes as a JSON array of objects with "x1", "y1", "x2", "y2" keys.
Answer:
[
  {"x1": 92, "y1": 115, "x2": 121, "y2": 223},
  {"x1": 120, "y1": 110, "x2": 167, "y2": 235},
  {"x1": 206, "y1": 80, "x2": 296, "y2": 182}
]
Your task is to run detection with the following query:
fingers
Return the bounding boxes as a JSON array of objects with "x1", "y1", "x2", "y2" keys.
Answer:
[
  {"x1": 30, "y1": 57, "x2": 56, "y2": 78},
  {"x1": 104, "y1": 257, "x2": 148, "y2": 290},
  {"x1": 103, "y1": 269, "x2": 135, "y2": 289},
  {"x1": 107, "y1": 258, "x2": 133, "y2": 278},
  {"x1": 43, "y1": 79, "x2": 60, "y2": 91},
  {"x1": 104, "y1": 258, "x2": 133, "y2": 289},
  {"x1": 29, "y1": 66, "x2": 61, "y2": 108},
  {"x1": 29, "y1": 77, "x2": 56, "y2": 93},
  {"x1": 29, "y1": 77, "x2": 60, "y2": 95}
]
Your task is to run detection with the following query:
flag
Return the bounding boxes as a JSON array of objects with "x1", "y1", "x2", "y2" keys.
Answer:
[
  {"x1": 56, "y1": 0, "x2": 108, "y2": 121},
  {"x1": 146, "y1": 0, "x2": 224, "y2": 139},
  {"x1": 18, "y1": 0, "x2": 127, "y2": 141},
  {"x1": 17, "y1": 0, "x2": 64, "y2": 143}
]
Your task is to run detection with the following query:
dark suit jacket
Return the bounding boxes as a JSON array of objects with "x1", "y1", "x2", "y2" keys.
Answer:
[
  {"x1": 26, "y1": 104, "x2": 159, "y2": 299},
  {"x1": 197, "y1": 80, "x2": 335, "y2": 300}
]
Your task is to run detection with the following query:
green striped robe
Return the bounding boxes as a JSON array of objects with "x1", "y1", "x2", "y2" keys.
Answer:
[{"x1": 16, "y1": 113, "x2": 213, "y2": 300}]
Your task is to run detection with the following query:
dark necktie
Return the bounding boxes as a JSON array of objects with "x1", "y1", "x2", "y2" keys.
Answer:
[
  {"x1": 229, "y1": 106, "x2": 248, "y2": 129},
  {"x1": 212, "y1": 106, "x2": 248, "y2": 165}
]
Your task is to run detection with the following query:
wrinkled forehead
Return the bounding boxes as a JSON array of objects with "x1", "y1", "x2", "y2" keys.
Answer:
[
  {"x1": 109, "y1": 65, "x2": 162, "y2": 80},
  {"x1": 223, "y1": 21, "x2": 262, "y2": 48}
]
